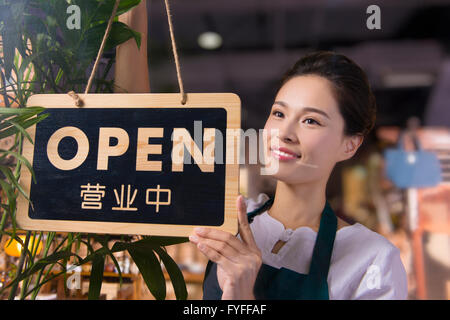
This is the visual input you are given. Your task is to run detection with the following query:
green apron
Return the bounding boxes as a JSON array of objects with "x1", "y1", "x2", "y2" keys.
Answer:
[{"x1": 202, "y1": 198, "x2": 338, "y2": 300}]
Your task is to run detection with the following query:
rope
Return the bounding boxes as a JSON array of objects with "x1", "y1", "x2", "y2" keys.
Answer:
[
  {"x1": 68, "y1": 0, "x2": 120, "y2": 106},
  {"x1": 67, "y1": 91, "x2": 83, "y2": 107},
  {"x1": 85, "y1": 0, "x2": 121, "y2": 95},
  {"x1": 69, "y1": 0, "x2": 187, "y2": 106},
  {"x1": 164, "y1": 0, "x2": 187, "y2": 105}
]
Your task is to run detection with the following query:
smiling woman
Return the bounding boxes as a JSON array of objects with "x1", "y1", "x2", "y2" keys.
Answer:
[
  {"x1": 195, "y1": 51, "x2": 408, "y2": 300},
  {"x1": 113, "y1": 7, "x2": 406, "y2": 298}
]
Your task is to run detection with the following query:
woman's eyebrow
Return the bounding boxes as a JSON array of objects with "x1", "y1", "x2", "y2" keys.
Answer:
[{"x1": 273, "y1": 101, "x2": 330, "y2": 119}]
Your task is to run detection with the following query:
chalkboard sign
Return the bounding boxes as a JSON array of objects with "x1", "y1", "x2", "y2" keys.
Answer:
[{"x1": 16, "y1": 93, "x2": 240, "y2": 236}]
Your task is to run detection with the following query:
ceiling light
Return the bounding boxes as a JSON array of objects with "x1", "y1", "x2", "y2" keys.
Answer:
[{"x1": 197, "y1": 32, "x2": 222, "y2": 50}]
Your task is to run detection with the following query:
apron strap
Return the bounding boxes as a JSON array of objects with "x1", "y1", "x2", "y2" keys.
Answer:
[
  {"x1": 307, "y1": 201, "x2": 337, "y2": 281},
  {"x1": 247, "y1": 198, "x2": 337, "y2": 285},
  {"x1": 246, "y1": 197, "x2": 274, "y2": 224}
]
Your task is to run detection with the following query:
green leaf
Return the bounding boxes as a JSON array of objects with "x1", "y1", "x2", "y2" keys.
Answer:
[
  {"x1": 110, "y1": 236, "x2": 188, "y2": 254},
  {"x1": 0, "y1": 178, "x2": 16, "y2": 223},
  {"x1": 78, "y1": 246, "x2": 110, "y2": 265},
  {"x1": 108, "y1": 251, "x2": 123, "y2": 286},
  {"x1": 80, "y1": 21, "x2": 141, "y2": 59},
  {"x1": 0, "y1": 165, "x2": 31, "y2": 204},
  {"x1": 144, "y1": 236, "x2": 189, "y2": 247},
  {"x1": 0, "y1": 111, "x2": 40, "y2": 132},
  {"x1": 0, "y1": 108, "x2": 47, "y2": 130},
  {"x1": 109, "y1": 22, "x2": 141, "y2": 50},
  {"x1": 0, "y1": 11, "x2": 17, "y2": 79},
  {"x1": 0, "y1": 106, "x2": 45, "y2": 115},
  {"x1": 109, "y1": 241, "x2": 131, "y2": 253},
  {"x1": 88, "y1": 253, "x2": 105, "y2": 300},
  {"x1": 0, "y1": 113, "x2": 49, "y2": 140},
  {"x1": 128, "y1": 247, "x2": 166, "y2": 300},
  {"x1": 2, "y1": 250, "x2": 80, "y2": 291},
  {"x1": 95, "y1": 235, "x2": 123, "y2": 286},
  {"x1": 154, "y1": 247, "x2": 187, "y2": 300},
  {"x1": 0, "y1": 149, "x2": 37, "y2": 184},
  {"x1": 94, "y1": 0, "x2": 142, "y2": 20},
  {"x1": 2, "y1": 118, "x2": 34, "y2": 145}
]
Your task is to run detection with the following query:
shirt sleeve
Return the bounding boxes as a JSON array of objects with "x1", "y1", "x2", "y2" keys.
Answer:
[{"x1": 350, "y1": 245, "x2": 408, "y2": 300}]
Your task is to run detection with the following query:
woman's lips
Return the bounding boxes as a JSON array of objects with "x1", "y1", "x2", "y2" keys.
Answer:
[{"x1": 270, "y1": 147, "x2": 301, "y2": 161}]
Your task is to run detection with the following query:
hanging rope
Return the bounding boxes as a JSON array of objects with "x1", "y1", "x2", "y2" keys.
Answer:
[
  {"x1": 68, "y1": 0, "x2": 120, "y2": 106},
  {"x1": 69, "y1": 0, "x2": 187, "y2": 106},
  {"x1": 164, "y1": 0, "x2": 187, "y2": 105},
  {"x1": 85, "y1": 0, "x2": 121, "y2": 95}
]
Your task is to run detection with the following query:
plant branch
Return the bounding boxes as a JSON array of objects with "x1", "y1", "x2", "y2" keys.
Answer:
[{"x1": 8, "y1": 231, "x2": 30, "y2": 300}]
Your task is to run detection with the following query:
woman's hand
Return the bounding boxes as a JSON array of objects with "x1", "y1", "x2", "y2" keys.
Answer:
[{"x1": 189, "y1": 195, "x2": 262, "y2": 300}]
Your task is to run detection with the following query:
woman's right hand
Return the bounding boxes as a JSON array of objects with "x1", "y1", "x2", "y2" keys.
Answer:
[{"x1": 189, "y1": 195, "x2": 262, "y2": 299}]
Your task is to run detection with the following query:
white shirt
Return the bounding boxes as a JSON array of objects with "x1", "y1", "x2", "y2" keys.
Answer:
[{"x1": 243, "y1": 193, "x2": 408, "y2": 300}]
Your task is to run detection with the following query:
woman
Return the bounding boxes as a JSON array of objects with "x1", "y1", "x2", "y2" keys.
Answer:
[
  {"x1": 116, "y1": 2, "x2": 407, "y2": 300},
  {"x1": 189, "y1": 52, "x2": 408, "y2": 300}
]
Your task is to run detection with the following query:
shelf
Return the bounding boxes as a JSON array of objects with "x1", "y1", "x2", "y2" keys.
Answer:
[
  {"x1": 167, "y1": 270, "x2": 204, "y2": 284},
  {"x1": 64, "y1": 270, "x2": 204, "y2": 283}
]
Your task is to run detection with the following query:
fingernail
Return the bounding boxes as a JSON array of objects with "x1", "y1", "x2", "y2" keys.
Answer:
[
  {"x1": 198, "y1": 243, "x2": 205, "y2": 250},
  {"x1": 194, "y1": 227, "x2": 205, "y2": 235},
  {"x1": 189, "y1": 235, "x2": 199, "y2": 242}
]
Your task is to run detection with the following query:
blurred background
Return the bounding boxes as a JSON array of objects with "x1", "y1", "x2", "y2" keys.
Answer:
[
  {"x1": 1, "y1": 0, "x2": 450, "y2": 300},
  {"x1": 143, "y1": 0, "x2": 450, "y2": 300}
]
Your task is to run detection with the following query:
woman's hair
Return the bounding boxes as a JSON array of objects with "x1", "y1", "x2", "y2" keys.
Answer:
[{"x1": 278, "y1": 51, "x2": 376, "y2": 137}]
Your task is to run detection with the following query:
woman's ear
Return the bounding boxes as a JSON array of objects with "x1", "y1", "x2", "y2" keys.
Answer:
[{"x1": 337, "y1": 134, "x2": 364, "y2": 162}]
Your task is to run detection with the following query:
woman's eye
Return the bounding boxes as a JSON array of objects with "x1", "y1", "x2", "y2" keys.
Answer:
[
  {"x1": 303, "y1": 118, "x2": 321, "y2": 125},
  {"x1": 272, "y1": 111, "x2": 284, "y2": 118}
]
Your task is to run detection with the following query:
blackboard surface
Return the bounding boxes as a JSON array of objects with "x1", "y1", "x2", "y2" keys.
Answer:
[{"x1": 29, "y1": 107, "x2": 227, "y2": 226}]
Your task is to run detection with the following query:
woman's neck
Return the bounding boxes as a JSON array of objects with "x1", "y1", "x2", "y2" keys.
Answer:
[{"x1": 268, "y1": 179, "x2": 327, "y2": 232}]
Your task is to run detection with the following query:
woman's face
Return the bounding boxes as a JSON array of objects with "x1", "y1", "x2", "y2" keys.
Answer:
[{"x1": 263, "y1": 74, "x2": 362, "y2": 184}]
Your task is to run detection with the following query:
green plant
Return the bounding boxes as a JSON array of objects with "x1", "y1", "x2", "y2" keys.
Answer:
[{"x1": 0, "y1": 0, "x2": 189, "y2": 300}]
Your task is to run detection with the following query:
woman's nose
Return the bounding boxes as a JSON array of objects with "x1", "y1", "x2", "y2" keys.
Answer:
[{"x1": 278, "y1": 121, "x2": 299, "y2": 144}]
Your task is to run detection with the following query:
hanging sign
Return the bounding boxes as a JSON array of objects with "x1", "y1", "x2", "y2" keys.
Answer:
[{"x1": 16, "y1": 93, "x2": 240, "y2": 236}]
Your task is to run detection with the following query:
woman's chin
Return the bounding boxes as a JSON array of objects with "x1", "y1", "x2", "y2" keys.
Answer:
[{"x1": 261, "y1": 165, "x2": 313, "y2": 184}]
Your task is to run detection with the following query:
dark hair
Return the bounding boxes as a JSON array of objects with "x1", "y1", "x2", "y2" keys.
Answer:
[{"x1": 279, "y1": 51, "x2": 376, "y2": 137}]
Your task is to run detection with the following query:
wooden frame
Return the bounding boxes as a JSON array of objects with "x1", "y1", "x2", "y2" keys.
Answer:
[{"x1": 16, "y1": 93, "x2": 240, "y2": 237}]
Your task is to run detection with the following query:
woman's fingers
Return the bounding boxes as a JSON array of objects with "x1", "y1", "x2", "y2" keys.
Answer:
[
  {"x1": 192, "y1": 227, "x2": 247, "y2": 254},
  {"x1": 189, "y1": 235, "x2": 241, "y2": 263},
  {"x1": 236, "y1": 195, "x2": 258, "y2": 251},
  {"x1": 195, "y1": 241, "x2": 234, "y2": 270},
  {"x1": 189, "y1": 195, "x2": 260, "y2": 260}
]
